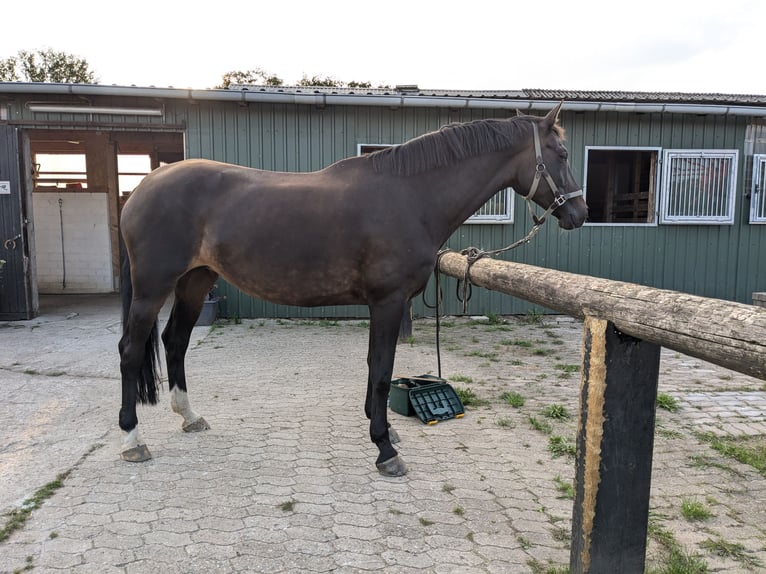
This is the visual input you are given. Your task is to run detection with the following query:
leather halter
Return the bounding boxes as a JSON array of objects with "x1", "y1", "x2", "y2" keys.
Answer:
[{"x1": 524, "y1": 122, "x2": 584, "y2": 225}]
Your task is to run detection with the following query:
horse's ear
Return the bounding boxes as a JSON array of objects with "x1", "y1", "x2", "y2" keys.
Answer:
[{"x1": 542, "y1": 101, "x2": 564, "y2": 130}]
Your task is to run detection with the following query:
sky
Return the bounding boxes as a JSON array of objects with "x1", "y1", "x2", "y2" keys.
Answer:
[{"x1": 2, "y1": 0, "x2": 764, "y2": 95}]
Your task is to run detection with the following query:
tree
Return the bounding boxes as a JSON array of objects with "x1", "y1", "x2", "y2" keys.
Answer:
[
  {"x1": 219, "y1": 68, "x2": 380, "y2": 90},
  {"x1": 217, "y1": 68, "x2": 283, "y2": 89},
  {"x1": 298, "y1": 74, "x2": 343, "y2": 88},
  {"x1": 0, "y1": 48, "x2": 97, "y2": 83},
  {"x1": 298, "y1": 75, "x2": 373, "y2": 89}
]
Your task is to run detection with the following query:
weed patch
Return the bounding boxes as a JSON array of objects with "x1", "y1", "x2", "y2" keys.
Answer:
[
  {"x1": 681, "y1": 498, "x2": 712, "y2": 521},
  {"x1": 455, "y1": 387, "x2": 489, "y2": 407},
  {"x1": 700, "y1": 538, "x2": 762, "y2": 569},
  {"x1": 656, "y1": 392, "x2": 680, "y2": 412},
  {"x1": 527, "y1": 559, "x2": 569, "y2": 574},
  {"x1": 529, "y1": 416, "x2": 553, "y2": 435},
  {"x1": 553, "y1": 475, "x2": 573, "y2": 499},
  {"x1": 696, "y1": 433, "x2": 766, "y2": 477},
  {"x1": 0, "y1": 472, "x2": 70, "y2": 542},
  {"x1": 542, "y1": 404, "x2": 570, "y2": 420},
  {"x1": 503, "y1": 338, "x2": 533, "y2": 347},
  {"x1": 548, "y1": 436, "x2": 577, "y2": 458},
  {"x1": 646, "y1": 518, "x2": 709, "y2": 574},
  {"x1": 500, "y1": 391, "x2": 525, "y2": 408}
]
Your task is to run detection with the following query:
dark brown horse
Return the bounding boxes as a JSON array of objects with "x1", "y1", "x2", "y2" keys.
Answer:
[{"x1": 118, "y1": 102, "x2": 587, "y2": 476}]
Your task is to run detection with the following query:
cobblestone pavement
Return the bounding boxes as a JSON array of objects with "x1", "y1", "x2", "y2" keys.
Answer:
[{"x1": 1, "y1": 295, "x2": 765, "y2": 573}]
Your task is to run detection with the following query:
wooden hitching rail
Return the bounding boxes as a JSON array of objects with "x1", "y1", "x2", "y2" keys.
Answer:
[{"x1": 438, "y1": 251, "x2": 766, "y2": 381}]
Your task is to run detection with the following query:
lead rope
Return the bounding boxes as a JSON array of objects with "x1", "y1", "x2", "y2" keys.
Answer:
[{"x1": 431, "y1": 222, "x2": 537, "y2": 379}]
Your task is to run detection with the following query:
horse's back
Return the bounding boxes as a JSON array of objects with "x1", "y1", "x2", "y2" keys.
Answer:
[{"x1": 119, "y1": 157, "x2": 435, "y2": 307}]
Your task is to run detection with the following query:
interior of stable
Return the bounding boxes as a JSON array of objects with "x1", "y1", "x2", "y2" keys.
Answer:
[{"x1": 27, "y1": 130, "x2": 183, "y2": 292}]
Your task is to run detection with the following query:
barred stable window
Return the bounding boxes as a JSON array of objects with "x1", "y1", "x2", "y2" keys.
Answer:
[
  {"x1": 751, "y1": 154, "x2": 766, "y2": 223},
  {"x1": 468, "y1": 187, "x2": 513, "y2": 223},
  {"x1": 660, "y1": 150, "x2": 738, "y2": 224},
  {"x1": 358, "y1": 144, "x2": 513, "y2": 224}
]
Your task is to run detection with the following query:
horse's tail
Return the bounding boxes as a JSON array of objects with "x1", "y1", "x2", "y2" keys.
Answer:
[{"x1": 120, "y1": 236, "x2": 161, "y2": 405}]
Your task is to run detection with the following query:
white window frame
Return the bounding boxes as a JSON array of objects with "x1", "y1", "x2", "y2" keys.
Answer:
[
  {"x1": 660, "y1": 149, "x2": 739, "y2": 225},
  {"x1": 751, "y1": 154, "x2": 766, "y2": 224},
  {"x1": 465, "y1": 187, "x2": 514, "y2": 224},
  {"x1": 357, "y1": 143, "x2": 513, "y2": 224}
]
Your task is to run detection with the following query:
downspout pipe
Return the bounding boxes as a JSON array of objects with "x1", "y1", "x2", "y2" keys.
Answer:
[{"x1": 2, "y1": 82, "x2": 766, "y2": 117}]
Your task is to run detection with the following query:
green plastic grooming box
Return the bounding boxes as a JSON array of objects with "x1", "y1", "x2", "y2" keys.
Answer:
[{"x1": 389, "y1": 375, "x2": 465, "y2": 424}]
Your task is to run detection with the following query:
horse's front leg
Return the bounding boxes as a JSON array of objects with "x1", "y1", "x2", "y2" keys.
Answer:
[{"x1": 367, "y1": 300, "x2": 408, "y2": 477}]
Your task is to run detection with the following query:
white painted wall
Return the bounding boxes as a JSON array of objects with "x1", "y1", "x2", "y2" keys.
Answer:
[{"x1": 33, "y1": 193, "x2": 113, "y2": 293}]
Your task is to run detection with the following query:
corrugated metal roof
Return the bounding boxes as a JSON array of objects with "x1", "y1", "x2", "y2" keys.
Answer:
[
  {"x1": 233, "y1": 84, "x2": 766, "y2": 106},
  {"x1": 521, "y1": 89, "x2": 766, "y2": 105}
]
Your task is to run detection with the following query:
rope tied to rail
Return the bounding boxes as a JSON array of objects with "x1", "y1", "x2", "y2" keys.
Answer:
[
  {"x1": 438, "y1": 219, "x2": 544, "y2": 314},
  {"x1": 428, "y1": 221, "x2": 544, "y2": 378}
]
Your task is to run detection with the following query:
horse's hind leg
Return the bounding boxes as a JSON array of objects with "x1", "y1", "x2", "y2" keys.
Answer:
[
  {"x1": 119, "y1": 296, "x2": 166, "y2": 462},
  {"x1": 162, "y1": 267, "x2": 218, "y2": 433}
]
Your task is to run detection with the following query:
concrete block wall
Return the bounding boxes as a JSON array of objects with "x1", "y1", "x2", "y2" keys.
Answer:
[{"x1": 33, "y1": 193, "x2": 113, "y2": 293}]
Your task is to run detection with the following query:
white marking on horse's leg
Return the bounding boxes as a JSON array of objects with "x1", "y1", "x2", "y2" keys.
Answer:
[
  {"x1": 171, "y1": 387, "x2": 200, "y2": 426},
  {"x1": 122, "y1": 427, "x2": 145, "y2": 451},
  {"x1": 121, "y1": 427, "x2": 151, "y2": 462},
  {"x1": 170, "y1": 387, "x2": 209, "y2": 431}
]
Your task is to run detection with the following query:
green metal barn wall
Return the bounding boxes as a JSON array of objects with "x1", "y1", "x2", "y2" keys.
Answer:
[{"x1": 178, "y1": 102, "x2": 763, "y2": 318}]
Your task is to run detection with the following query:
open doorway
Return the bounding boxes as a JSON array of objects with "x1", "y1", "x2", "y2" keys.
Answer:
[{"x1": 29, "y1": 130, "x2": 183, "y2": 295}]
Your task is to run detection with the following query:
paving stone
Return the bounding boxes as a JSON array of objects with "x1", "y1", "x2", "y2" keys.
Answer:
[{"x1": 3, "y1": 302, "x2": 766, "y2": 573}]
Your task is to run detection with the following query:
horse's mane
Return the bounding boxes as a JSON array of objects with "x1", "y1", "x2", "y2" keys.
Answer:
[{"x1": 368, "y1": 116, "x2": 562, "y2": 176}]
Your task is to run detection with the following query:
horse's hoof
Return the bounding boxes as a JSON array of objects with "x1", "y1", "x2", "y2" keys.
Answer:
[
  {"x1": 388, "y1": 427, "x2": 401, "y2": 444},
  {"x1": 376, "y1": 455, "x2": 408, "y2": 477},
  {"x1": 183, "y1": 417, "x2": 210, "y2": 432},
  {"x1": 121, "y1": 444, "x2": 152, "y2": 462}
]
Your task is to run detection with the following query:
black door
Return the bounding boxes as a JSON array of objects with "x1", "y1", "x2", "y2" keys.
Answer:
[{"x1": 0, "y1": 125, "x2": 37, "y2": 320}]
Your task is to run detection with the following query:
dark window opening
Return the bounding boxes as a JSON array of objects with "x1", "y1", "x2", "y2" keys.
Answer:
[{"x1": 586, "y1": 149, "x2": 657, "y2": 223}]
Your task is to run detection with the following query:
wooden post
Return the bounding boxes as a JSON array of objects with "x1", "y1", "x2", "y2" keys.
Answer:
[{"x1": 570, "y1": 317, "x2": 661, "y2": 574}]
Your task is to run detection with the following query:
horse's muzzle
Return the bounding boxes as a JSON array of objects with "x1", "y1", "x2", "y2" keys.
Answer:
[{"x1": 555, "y1": 195, "x2": 588, "y2": 230}]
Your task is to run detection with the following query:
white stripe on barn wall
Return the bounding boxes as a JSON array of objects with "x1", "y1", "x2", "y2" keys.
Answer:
[{"x1": 32, "y1": 193, "x2": 113, "y2": 293}]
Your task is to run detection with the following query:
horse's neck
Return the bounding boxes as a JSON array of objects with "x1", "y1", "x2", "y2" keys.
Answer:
[{"x1": 423, "y1": 152, "x2": 515, "y2": 243}]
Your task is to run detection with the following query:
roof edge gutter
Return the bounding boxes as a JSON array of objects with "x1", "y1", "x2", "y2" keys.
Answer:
[{"x1": 3, "y1": 83, "x2": 766, "y2": 117}]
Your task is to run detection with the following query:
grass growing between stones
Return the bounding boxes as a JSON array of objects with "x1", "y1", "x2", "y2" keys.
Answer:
[
  {"x1": 0, "y1": 443, "x2": 103, "y2": 544},
  {"x1": 542, "y1": 404, "x2": 570, "y2": 420},
  {"x1": 695, "y1": 433, "x2": 766, "y2": 477},
  {"x1": 646, "y1": 518, "x2": 709, "y2": 574},
  {"x1": 455, "y1": 387, "x2": 489, "y2": 407},
  {"x1": 527, "y1": 559, "x2": 569, "y2": 574},
  {"x1": 657, "y1": 392, "x2": 680, "y2": 412},
  {"x1": 553, "y1": 475, "x2": 574, "y2": 499},
  {"x1": 681, "y1": 498, "x2": 712, "y2": 521},
  {"x1": 700, "y1": 538, "x2": 763, "y2": 570},
  {"x1": 0, "y1": 472, "x2": 71, "y2": 542},
  {"x1": 548, "y1": 436, "x2": 577, "y2": 459},
  {"x1": 12, "y1": 556, "x2": 33, "y2": 573},
  {"x1": 500, "y1": 391, "x2": 525, "y2": 407}
]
